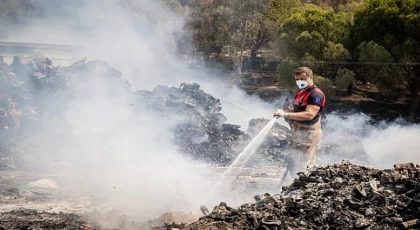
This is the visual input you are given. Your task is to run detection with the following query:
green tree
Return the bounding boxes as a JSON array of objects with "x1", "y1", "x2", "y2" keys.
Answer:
[
  {"x1": 324, "y1": 42, "x2": 350, "y2": 62},
  {"x1": 274, "y1": 5, "x2": 352, "y2": 85},
  {"x1": 277, "y1": 7, "x2": 350, "y2": 61},
  {"x1": 266, "y1": 0, "x2": 301, "y2": 27},
  {"x1": 225, "y1": 0, "x2": 270, "y2": 73},
  {"x1": 187, "y1": 0, "x2": 230, "y2": 63},
  {"x1": 265, "y1": 0, "x2": 302, "y2": 56},
  {"x1": 351, "y1": 0, "x2": 420, "y2": 122},
  {"x1": 356, "y1": 41, "x2": 401, "y2": 86},
  {"x1": 247, "y1": 1, "x2": 272, "y2": 63},
  {"x1": 301, "y1": 0, "x2": 365, "y2": 12},
  {"x1": 186, "y1": 0, "x2": 275, "y2": 72}
]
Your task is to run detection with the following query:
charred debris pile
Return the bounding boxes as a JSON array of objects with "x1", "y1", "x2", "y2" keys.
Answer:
[
  {"x1": 0, "y1": 209, "x2": 100, "y2": 230},
  {"x1": 186, "y1": 161, "x2": 420, "y2": 230},
  {"x1": 0, "y1": 55, "x2": 290, "y2": 166},
  {"x1": 0, "y1": 208, "x2": 191, "y2": 230}
]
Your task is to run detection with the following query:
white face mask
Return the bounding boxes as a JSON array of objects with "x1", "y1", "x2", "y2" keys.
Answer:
[{"x1": 296, "y1": 80, "x2": 309, "y2": 89}]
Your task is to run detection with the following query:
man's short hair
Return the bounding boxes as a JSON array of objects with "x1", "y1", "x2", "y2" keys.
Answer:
[{"x1": 294, "y1": 67, "x2": 313, "y2": 79}]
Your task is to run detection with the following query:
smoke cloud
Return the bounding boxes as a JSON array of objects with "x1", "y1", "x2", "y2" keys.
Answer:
[
  {"x1": 1, "y1": 0, "x2": 277, "y2": 221},
  {"x1": 321, "y1": 112, "x2": 420, "y2": 169},
  {"x1": 362, "y1": 122, "x2": 420, "y2": 168}
]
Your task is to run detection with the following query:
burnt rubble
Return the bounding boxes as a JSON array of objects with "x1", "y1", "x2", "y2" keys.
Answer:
[
  {"x1": 138, "y1": 83, "x2": 252, "y2": 164},
  {"x1": 83, "y1": 210, "x2": 194, "y2": 230},
  {"x1": 186, "y1": 161, "x2": 420, "y2": 230},
  {"x1": 0, "y1": 54, "x2": 290, "y2": 166},
  {"x1": 0, "y1": 209, "x2": 100, "y2": 229}
]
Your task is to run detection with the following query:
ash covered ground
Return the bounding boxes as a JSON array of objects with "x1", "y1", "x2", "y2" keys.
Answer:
[{"x1": 0, "y1": 55, "x2": 418, "y2": 230}]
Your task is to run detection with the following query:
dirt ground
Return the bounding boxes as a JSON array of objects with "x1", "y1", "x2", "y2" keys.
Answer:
[{"x1": 326, "y1": 84, "x2": 415, "y2": 122}]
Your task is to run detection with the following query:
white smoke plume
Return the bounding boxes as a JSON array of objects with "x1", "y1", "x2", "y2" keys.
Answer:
[
  {"x1": 320, "y1": 112, "x2": 420, "y2": 168},
  {"x1": 1, "y1": 0, "x2": 277, "y2": 221}
]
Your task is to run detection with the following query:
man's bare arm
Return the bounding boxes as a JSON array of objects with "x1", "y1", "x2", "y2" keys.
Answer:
[{"x1": 287, "y1": 105, "x2": 320, "y2": 121}]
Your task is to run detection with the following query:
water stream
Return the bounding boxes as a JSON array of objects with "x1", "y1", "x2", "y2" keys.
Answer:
[{"x1": 212, "y1": 117, "x2": 278, "y2": 191}]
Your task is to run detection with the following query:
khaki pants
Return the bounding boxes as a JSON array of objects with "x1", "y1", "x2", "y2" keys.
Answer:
[{"x1": 287, "y1": 119, "x2": 323, "y2": 176}]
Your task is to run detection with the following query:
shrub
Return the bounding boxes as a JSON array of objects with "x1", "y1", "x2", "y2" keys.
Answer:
[
  {"x1": 335, "y1": 68, "x2": 355, "y2": 91},
  {"x1": 276, "y1": 57, "x2": 299, "y2": 89},
  {"x1": 314, "y1": 75, "x2": 334, "y2": 98}
]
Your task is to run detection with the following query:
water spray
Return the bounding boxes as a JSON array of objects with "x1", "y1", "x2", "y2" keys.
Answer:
[
  {"x1": 201, "y1": 116, "x2": 279, "y2": 213},
  {"x1": 216, "y1": 117, "x2": 279, "y2": 182}
]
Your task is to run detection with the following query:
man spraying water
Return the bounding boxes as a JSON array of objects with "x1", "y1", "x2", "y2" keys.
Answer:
[
  {"x1": 273, "y1": 67, "x2": 326, "y2": 182},
  {"x1": 201, "y1": 68, "x2": 325, "y2": 213}
]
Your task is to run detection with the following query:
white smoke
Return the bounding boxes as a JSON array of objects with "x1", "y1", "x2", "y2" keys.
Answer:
[
  {"x1": 1, "y1": 0, "x2": 277, "y2": 221},
  {"x1": 320, "y1": 112, "x2": 420, "y2": 168},
  {"x1": 363, "y1": 123, "x2": 420, "y2": 168}
]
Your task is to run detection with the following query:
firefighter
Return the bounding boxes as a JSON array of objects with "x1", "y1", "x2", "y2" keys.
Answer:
[{"x1": 274, "y1": 67, "x2": 326, "y2": 175}]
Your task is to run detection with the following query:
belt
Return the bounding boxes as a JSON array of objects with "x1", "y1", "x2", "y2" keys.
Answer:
[{"x1": 297, "y1": 127, "x2": 316, "y2": 131}]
